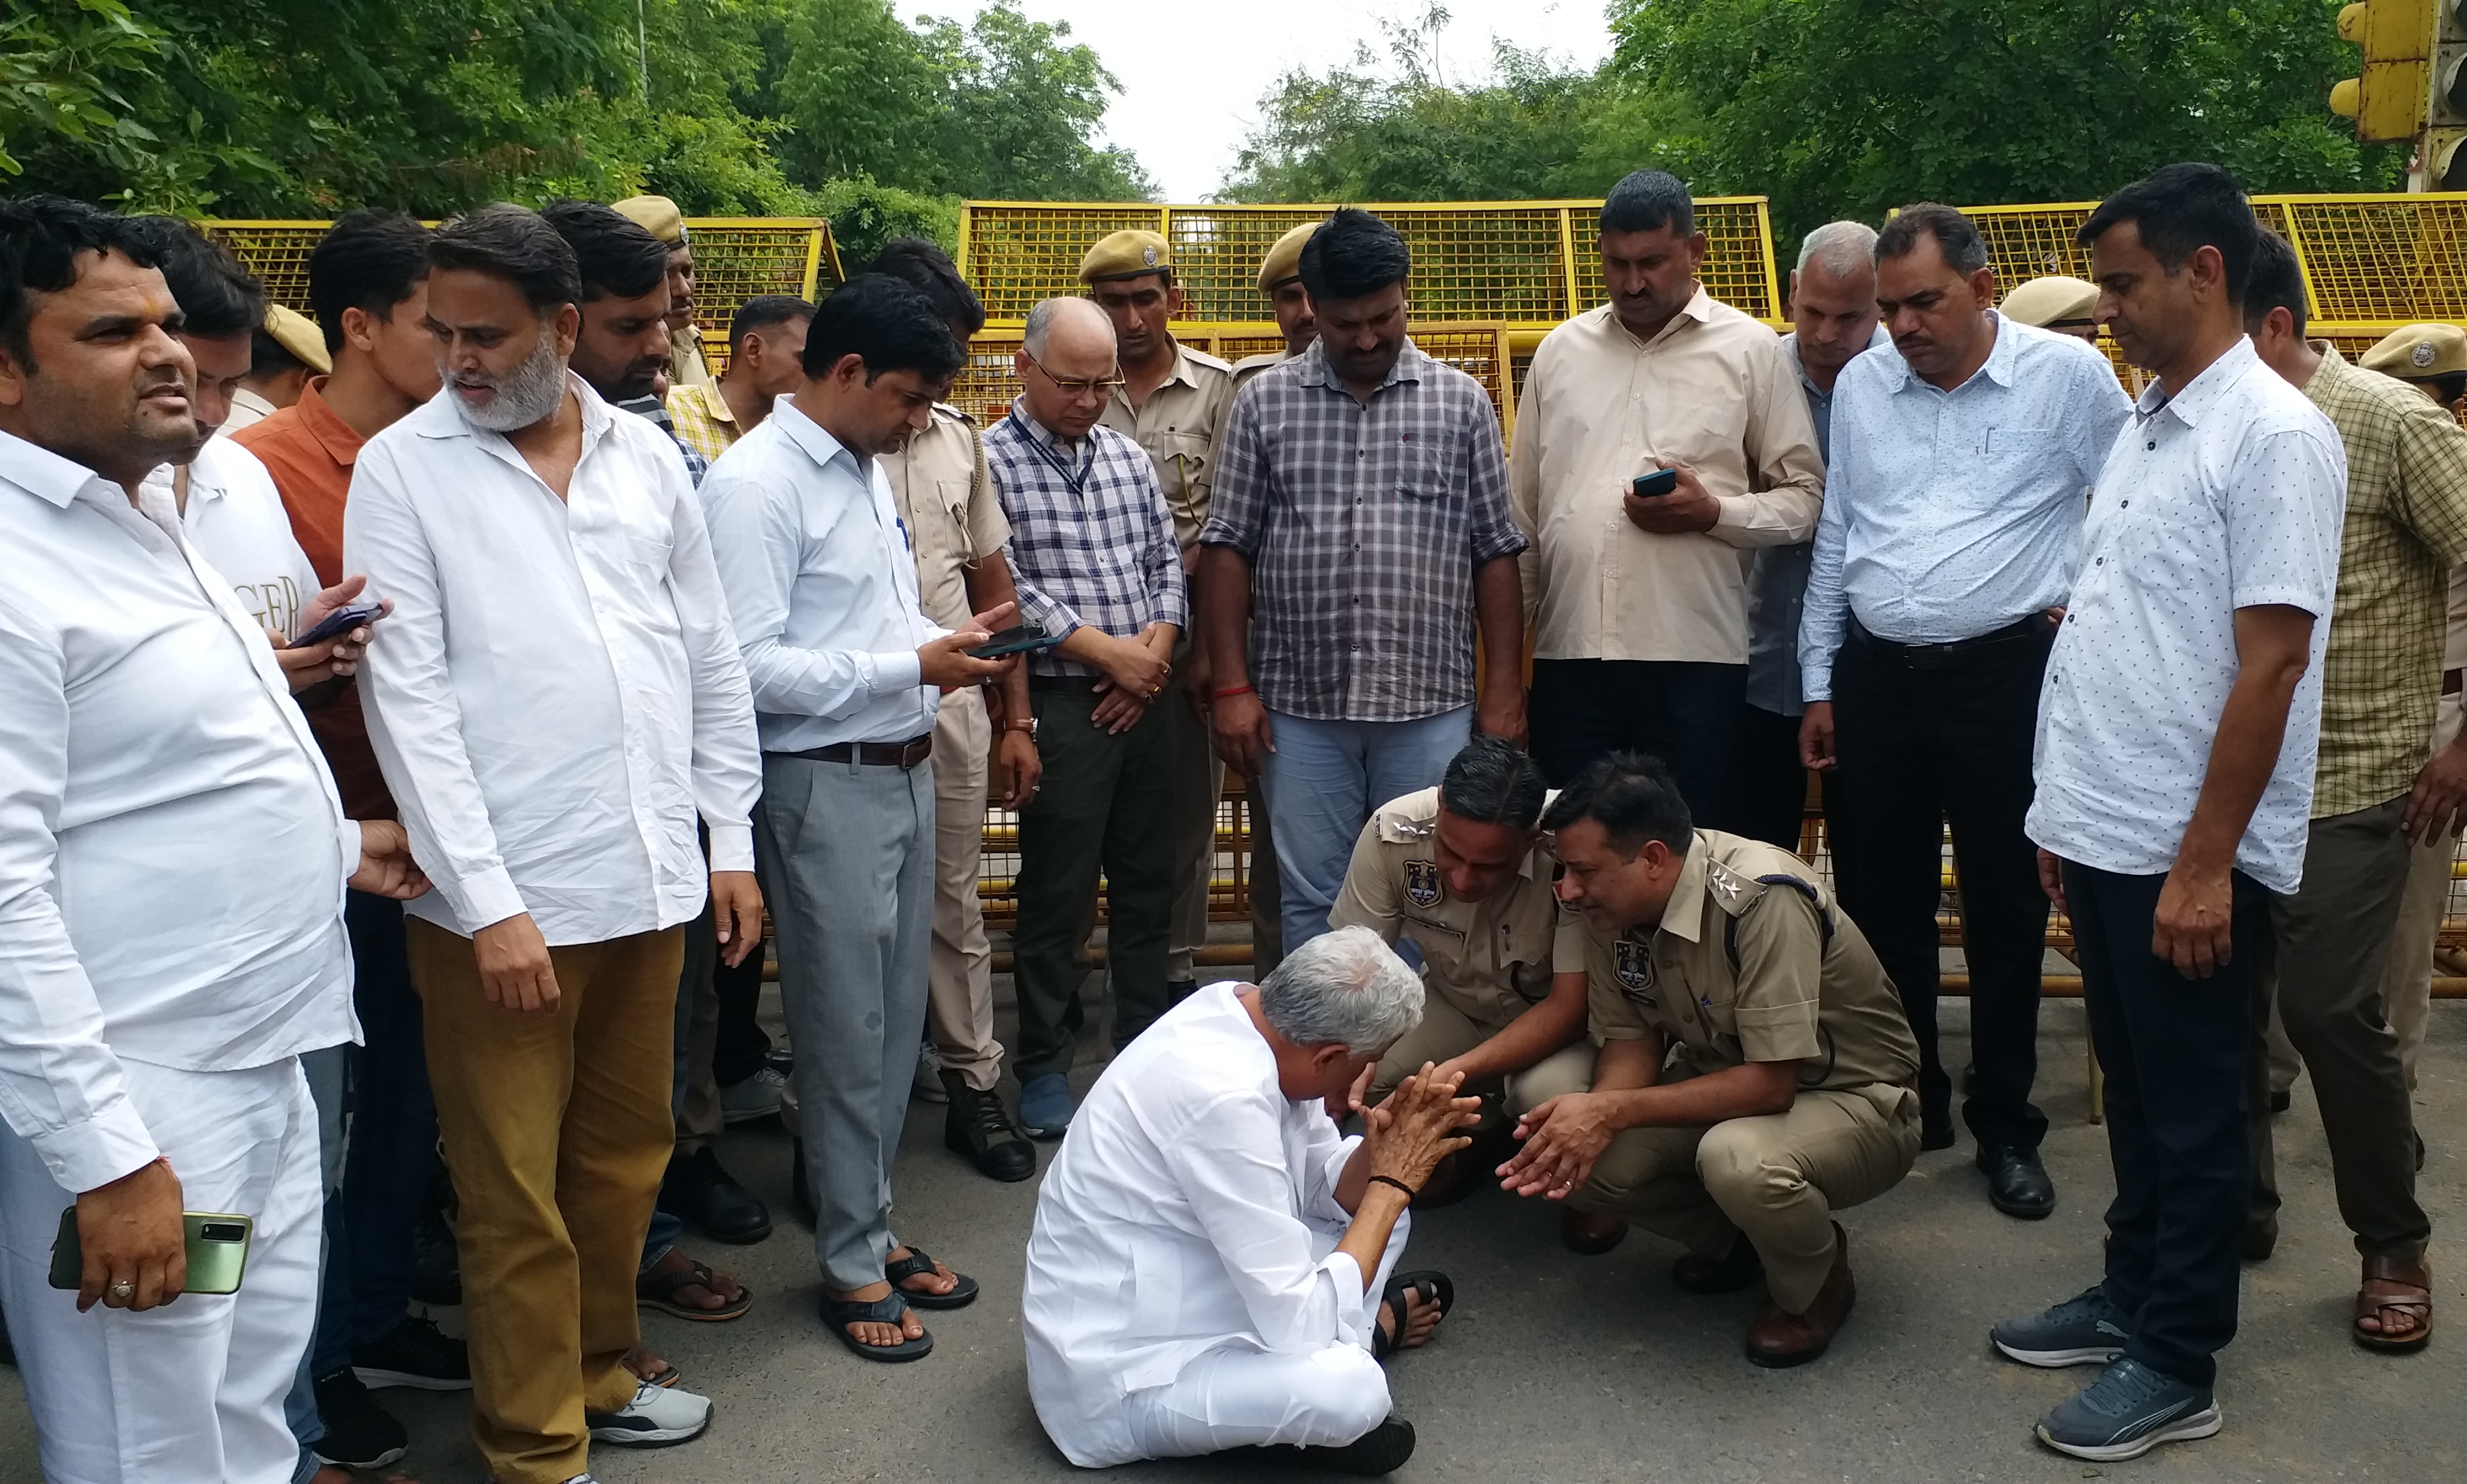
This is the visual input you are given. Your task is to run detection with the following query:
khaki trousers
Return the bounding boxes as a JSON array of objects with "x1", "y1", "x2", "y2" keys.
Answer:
[
  {"x1": 408, "y1": 918, "x2": 683, "y2": 1484},
  {"x1": 1369, "y1": 989, "x2": 1593, "y2": 1114},
  {"x1": 926, "y1": 688, "x2": 1002, "y2": 1091},
  {"x1": 1571, "y1": 1082, "x2": 1920, "y2": 1312}
]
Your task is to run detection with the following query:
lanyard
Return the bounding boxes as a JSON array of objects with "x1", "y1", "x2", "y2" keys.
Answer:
[{"x1": 1006, "y1": 411, "x2": 1092, "y2": 499}]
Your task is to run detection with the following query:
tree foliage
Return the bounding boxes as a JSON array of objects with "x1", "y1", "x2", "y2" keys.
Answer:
[{"x1": 6, "y1": 0, "x2": 1150, "y2": 251}]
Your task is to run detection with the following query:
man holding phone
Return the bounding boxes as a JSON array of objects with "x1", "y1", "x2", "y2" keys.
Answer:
[{"x1": 984, "y1": 296, "x2": 1186, "y2": 1143}]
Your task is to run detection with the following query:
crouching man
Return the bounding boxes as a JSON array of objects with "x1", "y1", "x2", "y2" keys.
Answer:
[
  {"x1": 1024, "y1": 928, "x2": 1478, "y2": 1477},
  {"x1": 1501, "y1": 752, "x2": 1921, "y2": 1367}
]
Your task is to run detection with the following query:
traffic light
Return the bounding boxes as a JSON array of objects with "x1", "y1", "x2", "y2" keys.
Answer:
[{"x1": 2331, "y1": 0, "x2": 2435, "y2": 143}]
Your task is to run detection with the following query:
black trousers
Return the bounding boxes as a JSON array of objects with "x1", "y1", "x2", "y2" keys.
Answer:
[
  {"x1": 1726, "y1": 701, "x2": 1823, "y2": 852},
  {"x1": 1827, "y1": 622, "x2": 2051, "y2": 1149},
  {"x1": 1529, "y1": 658, "x2": 1746, "y2": 824},
  {"x1": 2067, "y1": 861, "x2": 2265, "y2": 1390}
]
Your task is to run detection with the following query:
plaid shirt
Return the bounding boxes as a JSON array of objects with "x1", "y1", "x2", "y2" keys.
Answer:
[
  {"x1": 666, "y1": 380, "x2": 743, "y2": 467},
  {"x1": 984, "y1": 401, "x2": 1186, "y2": 679},
  {"x1": 2302, "y1": 346, "x2": 2467, "y2": 816},
  {"x1": 1200, "y1": 338, "x2": 1524, "y2": 722}
]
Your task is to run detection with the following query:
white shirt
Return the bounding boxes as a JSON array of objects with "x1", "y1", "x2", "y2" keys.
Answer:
[
  {"x1": 0, "y1": 429, "x2": 358, "y2": 1194},
  {"x1": 2027, "y1": 337, "x2": 2347, "y2": 894},
  {"x1": 347, "y1": 375, "x2": 762, "y2": 944},
  {"x1": 140, "y1": 438, "x2": 322, "y2": 640},
  {"x1": 698, "y1": 398, "x2": 943, "y2": 752},
  {"x1": 1799, "y1": 314, "x2": 2132, "y2": 698},
  {"x1": 220, "y1": 386, "x2": 278, "y2": 435},
  {"x1": 1024, "y1": 982, "x2": 1376, "y2": 1469}
]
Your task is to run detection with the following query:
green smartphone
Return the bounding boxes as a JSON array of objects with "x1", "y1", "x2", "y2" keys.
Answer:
[{"x1": 48, "y1": 1207, "x2": 254, "y2": 1296}]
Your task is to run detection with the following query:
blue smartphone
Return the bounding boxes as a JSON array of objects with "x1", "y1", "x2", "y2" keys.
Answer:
[
  {"x1": 969, "y1": 623, "x2": 1063, "y2": 660},
  {"x1": 1631, "y1": 468, "x2": 1680, "y2": 499}
]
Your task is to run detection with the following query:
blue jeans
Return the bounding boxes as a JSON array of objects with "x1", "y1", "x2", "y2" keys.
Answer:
[
  {"x1": 339, "y1": 891, "x2": 439, "y2": 1348},
  {"x1": 1260, "y1": 707, "x2": 1472, "y2": 952}
]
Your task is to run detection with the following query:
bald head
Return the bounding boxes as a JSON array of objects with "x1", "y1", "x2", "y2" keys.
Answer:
[{"x1": 1016, "y1": 297, "x2": 1119, "y2": 438}]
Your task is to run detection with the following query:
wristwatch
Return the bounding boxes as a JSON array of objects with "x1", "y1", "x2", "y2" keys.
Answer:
[{"x1": 1006, "y1": 717, "x2": 1039, "y2": 739}]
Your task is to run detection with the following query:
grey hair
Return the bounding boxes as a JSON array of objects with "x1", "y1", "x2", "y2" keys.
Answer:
[
  {"x1": 1797, "y1": 220, "x2": 1878, "y2": 279},
  {"x1": 1021, "y1": 295, "x2": 1111, "y2": 358},
  {"x1": 1257, "y1": 926, "x2": 1424, "y2": 1055}
]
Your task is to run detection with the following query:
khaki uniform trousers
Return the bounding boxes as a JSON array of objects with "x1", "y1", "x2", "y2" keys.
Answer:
[
  {"x1": 1570, "y1": 1082, "x2": 1920, "y2": 1313},
  {"x1": 926, "y1": 687, "x2": 1003, "y2": 1091},
  {"x1": 1370, "y1": 989, "x2": 1594, "y2": 1114},
  {"x1": 409, "y1": 918, "x2": 683, "y2": 1484}
]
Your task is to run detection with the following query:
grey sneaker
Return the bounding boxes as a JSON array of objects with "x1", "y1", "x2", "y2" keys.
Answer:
[
  {"x1": 1992, "y1": 1284, "x2": 2133, "y2": 1367},
  {"x1": 720, "y1": 1065, "x2": 787, "y2": 1124},
  {"x1": 2035, "y1": 1357, "x2": 2221, "y2": 1461}
]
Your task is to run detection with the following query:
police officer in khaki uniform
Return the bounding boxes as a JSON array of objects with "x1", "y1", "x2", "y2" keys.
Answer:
[
  {"x1": 1229, "y1": 221, "x2": 1321, "y2": 388},
  {"x1": 612, "y1": 194, "x2": 716, "y2": 388},
  {"x1": 1501, "y1": 752, "x2": 1921, "y2": 1368},
  {"x1": 1079, "y1": 230, "x2": 1237, "y2": 998},
  {"x1": 1999, "y1": 275, "x2": 2102, "y2": 341},
  {"x1": 1328, "y1": 736, "x2": 1592, "y2": 1111},
  {"x1": 873, "y1": 239, "x2": 1043, "y2": 1182}
]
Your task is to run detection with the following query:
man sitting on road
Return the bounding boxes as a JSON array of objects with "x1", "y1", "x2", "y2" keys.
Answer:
[
  {"x1": 1024, "y1": 928, "x2": 1477, "y2": 1477},
  {"x1": 1328, "y1": 736, "x2": 1593, "y2": 1197},
  {"x1": 1502, "y1": 752, "x2": 1922, "y2": 1368}
]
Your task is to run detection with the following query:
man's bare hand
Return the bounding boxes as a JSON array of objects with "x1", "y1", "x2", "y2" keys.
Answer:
[
  {"x1": 74, "y1": 1158, "x2": 185, "y2": 1313},
  {"x1": 277, "y1": 577, "x2": 389, "y2": 694},
  {"x1": 1089, "y1": 681, "x2": 1154, "y2": 735},
  {"x1": 1213, "y1": 689, "x2": 1275, "y2": 779},
  {"x1": 918, "y1": 629, "x2": 1008, "y2": 691},
  {"x1": 711, "y1": 870, "x2": 763, "y2": 969},
  {"x1": 1621, "y1": 462, "x2": 1720, "y2": 535},
  {"x1": 475, "y1": 913, "x2": 560, "y2": 1013},
  {"x1": 1476, "y1": 682, "x2": 1527, "y2": 749},
  {"x1": 2402, "y1": 736, "x2": 2467, "y2": 846},
  {"x1": 1499, "y1": 1092, "x2": 1620, "y2": 1200},
  {"x1": 350, "y1": 820, "x2": 430, "y2": 900},
  {"x1": 997, "y1": 727, "x2": 1043, "y2": 808},
  {"x1": 1799, "y1": 700, "x2": 1838, "y2": 771},
  {"x1": 2036, "y1": 847, "x2": 2068, "y2": 915},
  {"x1": 2153, "y1": 859, "x2": 2233, "y2": 979},
  {"x1": 1363, "y1": 1063, "x2": 1479, "y2": 1190},
  {"x1": 1098, "y1": 632, "x2": 1171, "y2": 700}
]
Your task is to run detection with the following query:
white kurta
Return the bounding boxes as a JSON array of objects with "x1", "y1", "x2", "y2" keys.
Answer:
[{"x1": 1023, "y1": 982, "x2": 1406, "y2": 1467}]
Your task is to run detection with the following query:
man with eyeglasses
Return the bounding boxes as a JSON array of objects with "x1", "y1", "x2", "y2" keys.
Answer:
[{"x1": 984, "y1": 297, "x2": 1186, "y2": 1140}]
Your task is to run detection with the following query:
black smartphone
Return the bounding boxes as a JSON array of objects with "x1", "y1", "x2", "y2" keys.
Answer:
[
  {"x1": 968, "y1": 622, "x2": 1062, "y2": 660},
  {"x1": 287, "y1": 601, "x2": 384, "y2": 649},
  {"x1": 1631, "y1": 468, "x2": 1680, "y2": 499}
]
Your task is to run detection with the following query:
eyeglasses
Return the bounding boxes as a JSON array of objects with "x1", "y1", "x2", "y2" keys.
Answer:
[{"x1": 1023, "y1": 353, "x2": 1125, "y2": 399}]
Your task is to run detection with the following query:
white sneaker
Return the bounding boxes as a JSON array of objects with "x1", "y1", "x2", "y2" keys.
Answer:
[
  {"x1": 585, "y1": 1380, "x2": 712, "y2": 1446},
  {"x1": 719, "y1": 1066, "x2": 787, "y2": 1124}
]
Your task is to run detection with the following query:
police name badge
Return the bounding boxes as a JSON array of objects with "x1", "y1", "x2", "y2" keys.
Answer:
[
  {"x1": 1403, "y1": 859, "x2": 1441, "y2": 908},
  {"x1": 1615, "y1": 938, "x2": 1655, "y2": 1004}
]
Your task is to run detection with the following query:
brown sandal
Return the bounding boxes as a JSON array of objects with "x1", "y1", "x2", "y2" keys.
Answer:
[{"x1": 2353, "y1": 1252, "x2": 2433, "y2": 1353}]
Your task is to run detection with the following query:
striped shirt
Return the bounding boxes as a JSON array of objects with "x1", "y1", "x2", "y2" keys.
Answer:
[
  {"x1": 985, "y1": 401, "x2": 1186, "y2": 680},
  {"x1": 2299, "y1": 346, "x2": 2467, "y2": 816},
  {"x1": 1200, "y1": 338, "x2": 1525, "y2": 723}
]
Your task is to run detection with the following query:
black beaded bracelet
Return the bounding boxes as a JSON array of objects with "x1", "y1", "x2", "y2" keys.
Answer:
[{"x1": 1367, "y1": 1174, "x2": 1418, "y2": 1200}]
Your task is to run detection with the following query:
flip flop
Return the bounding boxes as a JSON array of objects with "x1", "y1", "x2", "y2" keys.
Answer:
[
  {"x1": 635, "y1": 1260, "x2": 754, "y2": 1323},
  {"x1": 824, "y1": 1290, "x2": 934, "y2": 1363},
  {"x1": 1372, "y1": 1269, "x2": 1454, "y2": 1360},
  {"x1": 886, "y1": 1247, "x2": 980, "y2": 1311}
]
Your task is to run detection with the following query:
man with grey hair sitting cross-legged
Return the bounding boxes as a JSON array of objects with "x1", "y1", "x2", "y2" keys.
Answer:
[{"x1": 1023, "y1": 927, "x2": 1478, "y2": 1477}]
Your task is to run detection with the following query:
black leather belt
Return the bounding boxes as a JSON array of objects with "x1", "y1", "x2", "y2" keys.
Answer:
[
  {"x1": 1850, "y1": 613, "x2": 2054, "y2": 671},
  {"x1": 776, "y1": 733, "x2": 934, "y2": 769},
  {"x1": 1028, "y1": 673, "x2": 1104, "y2": 692}
]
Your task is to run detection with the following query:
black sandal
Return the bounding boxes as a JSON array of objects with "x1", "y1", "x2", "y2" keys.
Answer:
[
  {"x1": 886, "y1": 1247, "x2": 979, "y2": 1311},
  {"x1": 823, "y1": 1290, "x2": 934, "y2": 1363},
  {"x1": 1372, "y1": 1269, "x2": 1454, "y2": 1359}
]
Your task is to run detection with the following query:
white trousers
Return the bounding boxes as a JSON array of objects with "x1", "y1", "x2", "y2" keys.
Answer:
[
  {"x1": 1120, "y1": 1213, "x2": 1410, "y2": 1461},
  {"x1": 0, "y1": 1056, "x2": 323, "y2": 1484}
]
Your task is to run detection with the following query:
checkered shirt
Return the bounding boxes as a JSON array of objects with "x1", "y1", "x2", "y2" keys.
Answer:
[
  {"x1": 1199, "y1": 338, "x2": 1524, "y2": 722},
  {"x1": 2303, "y1": 347, "x2": 2467, "y2": 816},
  {"x1": 984, "y1": 401, "x2": 1186, "y2": 680}
]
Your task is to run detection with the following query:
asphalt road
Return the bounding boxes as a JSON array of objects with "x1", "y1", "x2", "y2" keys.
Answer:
[{"x1": 3, "y1": 986, "x2": 2458, "y2": 1484}]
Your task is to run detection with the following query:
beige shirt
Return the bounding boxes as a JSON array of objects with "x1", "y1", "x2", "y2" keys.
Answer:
[
  {"x1": 880, "y1": 404, "x2": 1011, "y2": 630},
  {"x1": 1511, "y1": 290, "x2": 1826, "y2": 665},
  {"x1": 670, "y1": 323, "x2": 715, "y2": 389},
  {"x1": 1100, "y1": 340, "x2": 1234, "y2": 551},
  {"x1": 1566, "y1": 830, "x2": 1917, "y2": 1094},
  {"x1": 1230, "y1": 349, "x2": 1290, "y2": 388},
  {"x1": 1327, "y1": 787, "x2": 1584, "y2": 1035}
]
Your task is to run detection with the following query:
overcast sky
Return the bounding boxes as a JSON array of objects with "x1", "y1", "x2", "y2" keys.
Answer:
[{"x1": 906, "y1": 0, "x2": 1618, "y2": 201}]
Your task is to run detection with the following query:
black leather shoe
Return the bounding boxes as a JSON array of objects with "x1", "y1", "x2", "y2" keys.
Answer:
[
  {"x1": 661, "y1": 1146, "x2": 772, "y2": 1244},
  {"x1": 943, "y1": 1070, "x2": 1035, "y2": 1182},
  {"x1": 2243, "y1": 1214, "x2": 2278, "y2": 1262},
  {"x1": 1920, "y1": 1114, "x2": 1958, "y2": 1151},
  {"x1": 1672, "y1": 1235, "x2": 1764, "y2": 1294},
  {"x1": 1977, "y1": 1143, "x2": 2055, "y2": 1220}
]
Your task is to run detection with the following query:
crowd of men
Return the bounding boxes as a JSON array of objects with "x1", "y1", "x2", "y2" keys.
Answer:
[{"x1": 0, "y1": 155, "x2": 2454, "y2": 1483}]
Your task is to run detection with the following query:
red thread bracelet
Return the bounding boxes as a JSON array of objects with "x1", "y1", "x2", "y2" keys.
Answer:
[{"x1": 1213, "y1": 684, "x2": 1254, "y2": 700}]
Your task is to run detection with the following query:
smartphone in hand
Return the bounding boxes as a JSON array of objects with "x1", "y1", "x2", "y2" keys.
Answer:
[
  {"x1": 287, "y1": 601, "x2": 384, "y2": 649},
  {"x1": 969, "y1": 622, "x2": 1063, "y2": 660},
  {"x1": 1631, "y1": 468, "x2": 1680, "y2": 499}
]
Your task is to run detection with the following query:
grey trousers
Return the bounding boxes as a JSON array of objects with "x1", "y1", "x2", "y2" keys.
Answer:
[
  {"x1": 2248, "y1": 795, "x2": 2430, "y2": 1258},
  {"x1": 757, "y1": 751, "x2": 936, "y2": 1292}
]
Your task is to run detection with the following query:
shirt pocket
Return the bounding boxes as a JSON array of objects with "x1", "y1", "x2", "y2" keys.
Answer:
[
  {"x1": 617, "y1": 533, "x2": 674, "y2": 573},
  {"x1": 1155, "y1": 430, "x2": 1213, "y2": 500},
  {"x1": 1396, "y1": 435, "x2": 1449, "y2": 501},
  {"x1": 931, "y1": 477, "x2": 974, "y2": 562}
]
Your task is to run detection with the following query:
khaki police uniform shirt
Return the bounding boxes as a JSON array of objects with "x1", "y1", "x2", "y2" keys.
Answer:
[
  {"x1": 1100, "y1": 340, "x2": 1234, "y2": 551},
  {"x1": 1566, "y1": 830, "x2": 1919, "y2": 1093},
  {"x1": 879, "y1": 404, "x2": 1011, "y2": 630},
  {"x1": 1328, "y1": 787, "x2": 1584, "y2": 1034},
  {"x1": 1230, "y1": 349, "x2": 1290, "y2": 388},
  {"x1": 669, "y1": 323, "x2": 715, "y2": 389}
]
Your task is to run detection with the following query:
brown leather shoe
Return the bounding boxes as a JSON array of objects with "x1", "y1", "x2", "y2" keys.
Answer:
[
  {"x1": 1673, "y1": 1235, "x2": 1764, "y2": 1294},
  {"x1": 1744, "y1": 1222, "x2": 1856, "y2": 1368},
  {"x1": 1560, "y1": 1207, "x2": 1629, "y2": 1255}
]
